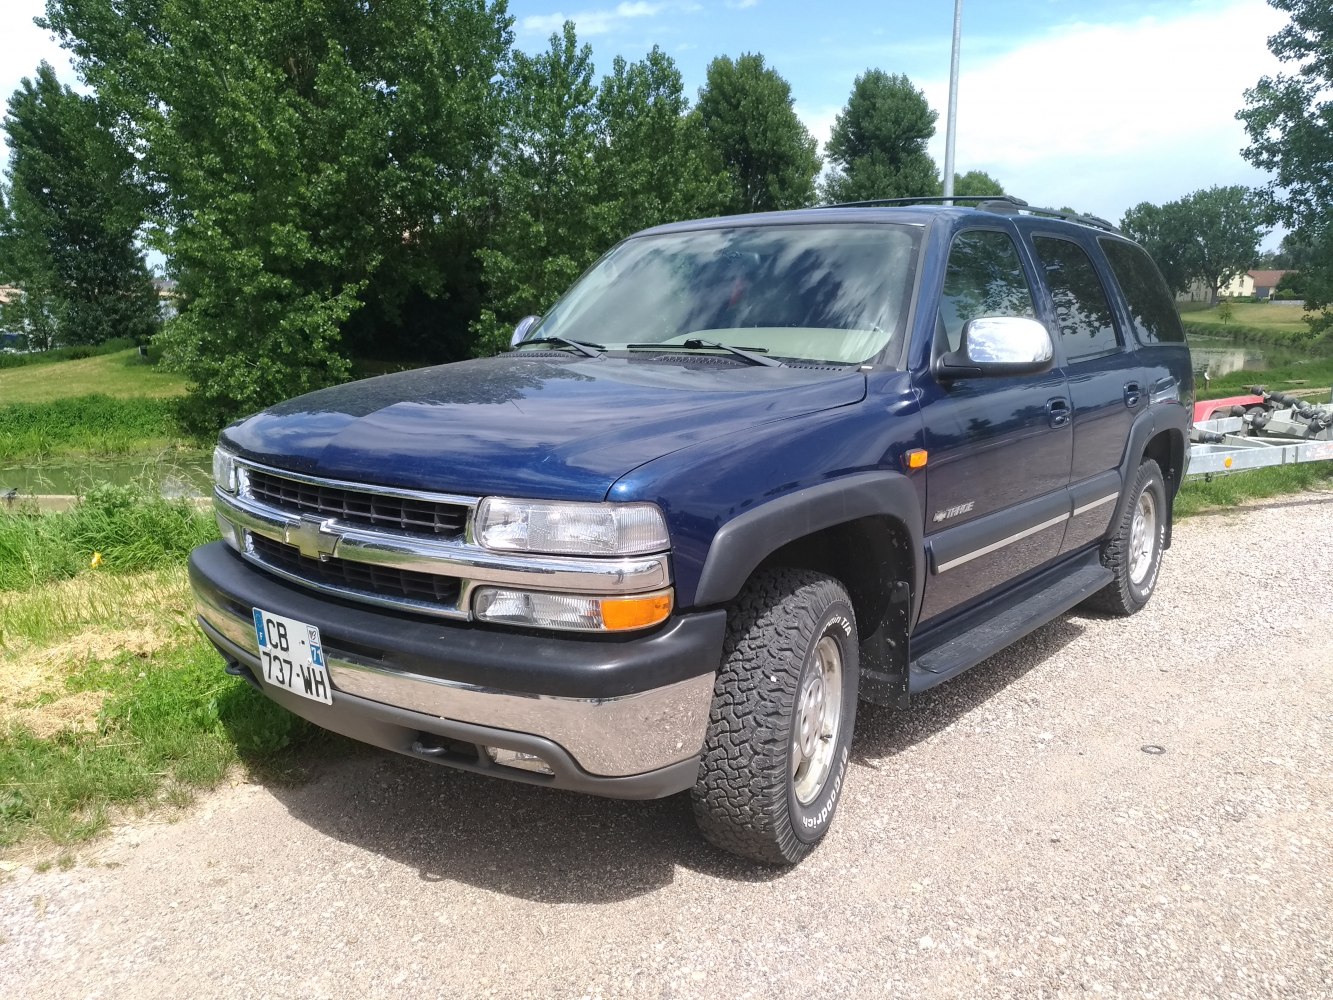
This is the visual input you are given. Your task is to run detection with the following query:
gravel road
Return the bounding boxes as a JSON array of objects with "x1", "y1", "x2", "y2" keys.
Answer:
[{"x1": 3, "y1": 494, "x2": 1332, "y2": 999}]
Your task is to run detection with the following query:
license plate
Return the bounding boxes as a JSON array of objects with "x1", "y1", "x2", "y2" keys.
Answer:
[{"x1": 252, "y1": 608, "x2": 332, "y2": 705}]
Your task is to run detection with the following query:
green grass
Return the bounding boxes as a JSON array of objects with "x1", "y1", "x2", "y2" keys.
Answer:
[
  {"x1": 0, "y1": 480, "x2": 217, "y2": 594},
  {"x1": 1182, "y1": 302, "x2": 1332, "y2": 352},
  {"x1": 0, "y1": 637, "x2": 314, "y2": 848},
  {"x1": 0, "y1": 338, "x2": 139, "y2": 370},
  {"x1": 0, "y1": 395, "x2": 194, "y2": 464},
  {"x1": 1181, "y1": 301, "x2": 1313, "y2": 332},
  {"x1": 0, "y1": 484, "x2": 319, "y2": 850},
  {"x1": 0, "y1": 349, "x2": 187, "y2": 404},
  {"x1": 1176, "y1": 461, "x2": 1333, "y2": 517}
]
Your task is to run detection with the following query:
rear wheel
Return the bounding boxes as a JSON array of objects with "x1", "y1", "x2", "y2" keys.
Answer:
[
  {"x1": 691, "y1": 568, "x2": 859, "y2": 865},
  {"x1": 1086, "y1": 459, "x2": 1167, "y2": 616}
]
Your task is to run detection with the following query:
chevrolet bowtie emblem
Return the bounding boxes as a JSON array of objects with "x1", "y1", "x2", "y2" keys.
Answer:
[{"x1": 287, "y1": 515, "x2": 340, "y2": 561}]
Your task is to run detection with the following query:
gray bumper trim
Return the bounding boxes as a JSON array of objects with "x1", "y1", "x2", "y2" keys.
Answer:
[{"x1": 197, "y1": 593, "x2": 714, "y2": 778}]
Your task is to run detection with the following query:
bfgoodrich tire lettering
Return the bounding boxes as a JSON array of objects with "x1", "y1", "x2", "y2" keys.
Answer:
[
  {"x1": 691, "y1": 568, "x2": 859, "y2": 865},
  {"x1": 1086, "y1": 458, "x2": 1167, "y2": 616}
]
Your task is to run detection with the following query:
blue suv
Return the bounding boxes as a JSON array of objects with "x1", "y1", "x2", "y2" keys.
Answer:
[{"x1": 190, "y1": 198, "x2": 1193, "y2": 864}]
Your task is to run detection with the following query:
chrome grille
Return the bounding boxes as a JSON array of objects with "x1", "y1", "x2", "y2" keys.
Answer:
[
  {"x1": 247, "y1": 469, "x2": 468, "y2": 538},
  {"x1": 250, "y1": 535, "x2": 462, "y2": 606}
]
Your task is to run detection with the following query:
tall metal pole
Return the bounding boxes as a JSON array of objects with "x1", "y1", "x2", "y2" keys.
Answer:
[{"x1": 942, "y1": 0, "x2": 963, "y2": 202}]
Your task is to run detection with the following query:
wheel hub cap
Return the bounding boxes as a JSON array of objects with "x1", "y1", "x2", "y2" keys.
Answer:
[
  {"x1": 1129, "y1": 491, "x2": 1157, "y2": 586},
  {"x1": 791, "y1": 634, "x2": 844, "y2": 806}
]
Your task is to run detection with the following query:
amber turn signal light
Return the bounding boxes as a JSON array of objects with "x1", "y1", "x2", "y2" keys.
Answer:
[
  {"x1": 905, "y1": 448, "x2": 928, "y2": 470},
  {"x1": 599, "y1": 591, "x2": 674, "y2": 631}
]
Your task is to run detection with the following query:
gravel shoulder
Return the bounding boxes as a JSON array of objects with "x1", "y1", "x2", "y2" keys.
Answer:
[{"x1": 3, "y1": 493, "x2": 1332, "y2": 999}]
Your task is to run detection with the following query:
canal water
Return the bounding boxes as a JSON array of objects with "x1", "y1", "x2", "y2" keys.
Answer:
[
  {"x1": 1188, "y1": 337, "x2": 1292, "y2": 378},
  {"x1": 0, "y1": 452, "x2": 211, "y2": 499}
]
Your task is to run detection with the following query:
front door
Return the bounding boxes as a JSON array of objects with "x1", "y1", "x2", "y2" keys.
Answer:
[{"x1": 917, "y1": 227, "x2": 1073, "y2": 625}]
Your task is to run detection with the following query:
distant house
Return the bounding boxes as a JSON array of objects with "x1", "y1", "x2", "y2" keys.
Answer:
[
  {"x1": 1244, "y1": 270, "x2": 1289, "y2": 299},
  {"x1": 0, "y1": 284, "x2": 18, "y2": 306},
  {"x1": 1177, "y1": 269, "x2": 1293, "y2": 303}
]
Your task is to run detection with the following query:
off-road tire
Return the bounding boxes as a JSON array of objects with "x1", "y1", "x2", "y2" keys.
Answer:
[
  {"x1": 1085, "y1": 459, "x2": 1167, "y2": 616},
  {"x1": 691, "y1": 568, "x2": 859, "y2": 865}
]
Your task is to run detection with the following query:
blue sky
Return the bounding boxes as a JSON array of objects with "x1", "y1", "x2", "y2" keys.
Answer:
[{"x1": 3, "y1": 0, "x2": 1287, "y2": 240}]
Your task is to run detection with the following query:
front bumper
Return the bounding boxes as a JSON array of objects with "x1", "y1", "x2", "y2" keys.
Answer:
[{"x1": 189, "y1": 542, "x2": 726, "y2": 798}]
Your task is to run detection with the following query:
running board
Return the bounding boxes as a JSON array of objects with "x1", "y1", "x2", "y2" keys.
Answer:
[{"x1": 908, "y1": 557, "x2": 1112, "y2": 693}]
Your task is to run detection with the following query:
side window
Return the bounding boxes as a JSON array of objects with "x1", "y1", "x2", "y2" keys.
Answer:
[
  {"x1": 937, "y1": 230, "x2": 1037, "y2": 353},
  {"x1": 1100, "y1": 239, "x2": 1188, "y2": 344},
  {"x1": 1033, "y1": 236, "x2": 1120, "y2": 362}
]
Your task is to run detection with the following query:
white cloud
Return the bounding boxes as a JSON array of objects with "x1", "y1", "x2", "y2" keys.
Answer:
[
  {"x1": 0, "y1": 1, "x2": 78, "y2": 126},
  {"x1": 905, "y1": 1, "x2": 1286, "y2": 222},
  {"x1": 520, "y1": 1, "x2": 692, "y2": 38}
]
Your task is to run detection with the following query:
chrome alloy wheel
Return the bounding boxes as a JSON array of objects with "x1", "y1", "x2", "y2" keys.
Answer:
[
  {"x1": 791, "y1": 634, "x2": 844, "y2": 806},
  {"x1": 1129, "y1": 490, "x2": 1158, "y2": 586}
]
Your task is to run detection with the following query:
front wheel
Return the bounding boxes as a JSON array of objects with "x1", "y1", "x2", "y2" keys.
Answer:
[
  {"x1": 691, "y1": 569, "x2": 859, "y2": 865},
  {"x1": 1086, "y1": 458, "x2": 1167, "y2": 616}
]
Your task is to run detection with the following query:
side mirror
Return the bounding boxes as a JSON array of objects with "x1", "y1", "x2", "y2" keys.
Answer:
[
  {"x1": 935, "y1": 316, "x2": 1055, "y2": 380},
  {"x1": 510, "y1": 315, "x2": 541, "y2": 348}
]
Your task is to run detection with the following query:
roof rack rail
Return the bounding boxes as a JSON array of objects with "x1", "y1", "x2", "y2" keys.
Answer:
[{"x1": 814, "y1": 195, "x2": 1122, "y2": 234}]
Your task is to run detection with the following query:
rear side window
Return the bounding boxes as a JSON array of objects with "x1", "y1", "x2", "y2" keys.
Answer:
[
  {"x1": 1100, "y1": 239, "x2": 1187, "y2": 344},
  {"x1": 937, "y1": 229, "x2": 1036, "y2": 353},
  {"x1": 1032, "y1": 236, "x2": 1120, "y2": 362}
]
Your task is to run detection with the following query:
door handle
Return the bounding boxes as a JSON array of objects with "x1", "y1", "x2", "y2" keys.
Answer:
[
  {"x1": 1124, "y1": 382, "x2": 1143, "y2": 408},
  {"x1": 1046, "y1": 397, "x2": 1071, "y2": 428}
]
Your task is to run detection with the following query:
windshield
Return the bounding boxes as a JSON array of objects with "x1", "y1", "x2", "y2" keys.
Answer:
[{"x1": 532, "y1": 223, "x2": 922, "y2": 366}]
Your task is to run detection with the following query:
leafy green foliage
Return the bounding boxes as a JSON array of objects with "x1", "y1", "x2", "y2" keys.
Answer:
[
  {"x1": 1239, "y1": 0, "x2": 1333, "y2": 338},
  {"x1": 953, "y1": 170, "x2": 1004, "y2": 197},
  {"x1": 44, "y1": 0, "x2": 515, "y2": 432},
  {"x1": 0, "y1": 63, "x2": 158, "y2": 351},
  {"x1": 693, "y1": 53, "x2": 820, "y2": 214},
  {"x1": 593, "y1": 47, "x2": 729, "y2": 245},
  {"x1": 822, "y1": 71, "x2": 938, "y2": 204},
  {"x1": 1120, "y1": 186, "x2": 1268, "y2": 301},
  {"x1": 473, "y1": 22, "x2": 602, "y2": 356}
]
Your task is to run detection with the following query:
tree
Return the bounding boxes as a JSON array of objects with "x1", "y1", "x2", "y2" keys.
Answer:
[
  {"x1": 1239, "y1": 0, "x2": 1333, "y2": 335},
  {"x1": 1181, "y1": 186, "x2": 1269, "y2": 302},
  {"x1": 953, "y1": 170, "x2": 1004, "y2": 198},
  {"x1": 1121, "y1": 187, "x2": 1267, "y2": 302},
  {"x1": 821, "y1": 71, "x2": 938, "y2": 204},
  {"x1": 472, "y1": 22, "x2": 601, "y2": 355},
  {"x1": 44, "y1": 0, "x2": 514, "y2": 431},
  {"x1": 692, "y1": 53, "x2": 820, "y2": 214},
  {"x1": 1120, "y1": 201, "x2": 1195, "y2": 295},
  {"x1": 592, "y1": 47, "x2": 728, "y2": 245},
  {"x1": 0, "y1": 62, "x2": 157, "y2": 349}
]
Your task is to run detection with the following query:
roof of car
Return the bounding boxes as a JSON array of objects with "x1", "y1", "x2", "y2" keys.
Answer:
[{"x1": 636, "y1": 197, "x2": 1122, "y2": 239}]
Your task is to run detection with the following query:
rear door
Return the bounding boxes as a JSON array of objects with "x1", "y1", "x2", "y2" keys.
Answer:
[
  {"x1": 917, "y1": 227, "x2": 1073, "y2": 624},
  {"x1": 1026, "y1": 233, "x2": 1139, "y2": 553}
]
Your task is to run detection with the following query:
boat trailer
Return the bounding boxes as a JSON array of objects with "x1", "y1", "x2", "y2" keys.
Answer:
[{"x1": 1188, "y1": 385, "x2": 1333, "y2": 477}]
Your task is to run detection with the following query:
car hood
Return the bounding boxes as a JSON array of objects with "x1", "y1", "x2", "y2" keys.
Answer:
[{"x1": 221, "y1": 354, "x2": 867, "y2": 501}]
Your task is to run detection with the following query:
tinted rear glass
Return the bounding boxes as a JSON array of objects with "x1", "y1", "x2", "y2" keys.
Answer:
[
  {"x1": 1100, "y1": 239, "x2": 1187, "y2": 344},
  {"x1": 1033, "y1": 236, "x2": 1121, "y2": 362}
]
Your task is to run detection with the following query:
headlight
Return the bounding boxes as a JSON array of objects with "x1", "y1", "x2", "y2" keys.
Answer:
[
  {"x1": 473, "y1": 587, "x2": 673, "y2": 632},
  {"x1": 213, "y1": 445, "x2": 238, "y2": 494},
  {"x1": 475, "y1": 498, "x2": 669, "y2": 556}
]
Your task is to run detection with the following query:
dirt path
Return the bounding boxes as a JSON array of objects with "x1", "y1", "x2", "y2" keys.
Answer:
[{"x1": 3, "y1": 494, "x2": 1332, "y2": 999}]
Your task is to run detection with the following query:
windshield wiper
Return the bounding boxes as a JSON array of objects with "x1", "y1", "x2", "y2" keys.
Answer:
[
  {"x1": 514, "y1": 337, "x2": 604, "y2": 359},
  {"x1": 626, "y1": 339, "x2": 785, "y2": 368}
]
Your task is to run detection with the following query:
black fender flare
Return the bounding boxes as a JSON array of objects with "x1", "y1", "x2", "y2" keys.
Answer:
[
  {"x1": 1111, "y1": 404, "x2": 1188, "y2": 547},
  {"x1": 693, "y1": 471, "x2": 926, "y2": 624}
]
